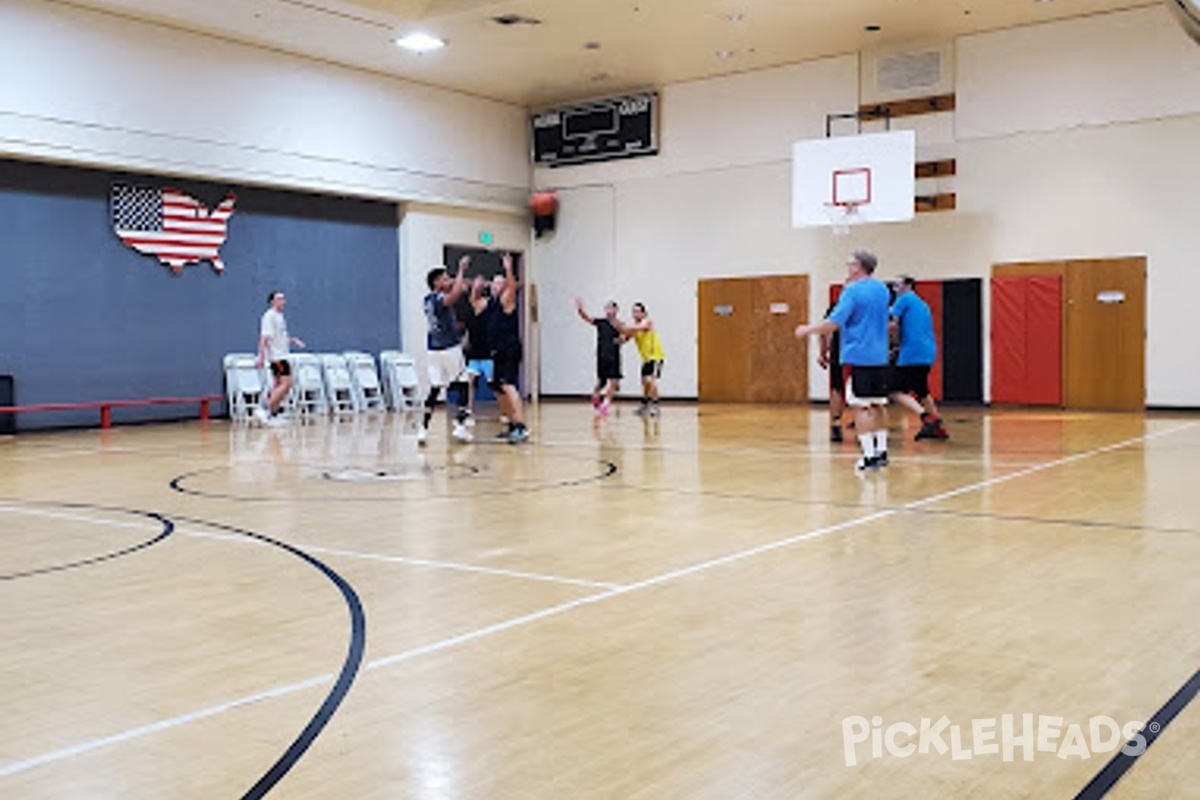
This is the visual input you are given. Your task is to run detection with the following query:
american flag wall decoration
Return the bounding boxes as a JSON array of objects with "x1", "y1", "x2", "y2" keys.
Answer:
[{"x1": 111, "y1": 183, "x2": 236, "y2": 274}]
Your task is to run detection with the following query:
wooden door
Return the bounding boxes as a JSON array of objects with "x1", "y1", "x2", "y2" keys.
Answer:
[
  {"x1": 748, "y1": 276, "x2": 808, "y2": 402},
  {"x1": 699, "y1": 276, "x2": 808, "y2": 403},
  {"x1": 698, "y1": 279, "x2": 753, "y2": 402},
  {"x1": 1063, "y1": 257, "x2": 1146, "y2": 410}
]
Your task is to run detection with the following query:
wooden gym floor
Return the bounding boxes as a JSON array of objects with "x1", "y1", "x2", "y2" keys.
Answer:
[{"x1": 0, "y1": 402, "x2": 1197, "y2": 799}]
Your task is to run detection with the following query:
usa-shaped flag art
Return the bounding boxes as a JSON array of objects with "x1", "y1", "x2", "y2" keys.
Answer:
[{"x1": 110, "y1": 183, "x2": 236, "y2": 274}]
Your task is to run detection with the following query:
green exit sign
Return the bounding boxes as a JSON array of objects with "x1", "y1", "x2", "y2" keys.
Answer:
[{"x1": 478, "y1": 231, "x2": 494, "y2": 246}]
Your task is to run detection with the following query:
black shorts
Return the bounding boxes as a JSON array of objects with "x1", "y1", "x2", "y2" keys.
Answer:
[
  {"x1": 892, "y1": 365, "x2": 931, "y2": 398},
  {"x1": 843, "y1": 365, "x2": 890, "y2": 404},
  {"x1": 641, "y1": 360, "x2": 664, "y2": 379},
  {"x1": 597, "y1": 357, "x2": 622, "y2": 383},
  {"x1": 270, "y1": 360, "x2": 291, "y2": 377},
  {"x1": 490, "y1": 346, "x2": 522, "y2": 389}
]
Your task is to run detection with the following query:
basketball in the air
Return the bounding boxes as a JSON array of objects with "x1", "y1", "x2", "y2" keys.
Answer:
[{"x1": 530, "y1": 191, "x2": 558, "y2": 217}]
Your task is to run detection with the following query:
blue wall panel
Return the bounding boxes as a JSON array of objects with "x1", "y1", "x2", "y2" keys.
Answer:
[{"x1": 0, "y1": 159, "x2": 399, "y2": 429}]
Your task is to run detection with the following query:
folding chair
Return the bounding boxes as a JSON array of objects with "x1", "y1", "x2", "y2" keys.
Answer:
[
  {"x1": 289, "y1": 353, "x2": 328, "y2": 418},
  {"x1": 379, "y1": 351, "x2": 423, "y2": 411},
  {"x1": 224, "y1": 353, "x2": 266, "y2": 422},
  {"x1": 320, "y1": 354, "x2": 358, "y2": 415},
  {"x1": 344, "y1": 351, "x2": 386, "y2": 412}
]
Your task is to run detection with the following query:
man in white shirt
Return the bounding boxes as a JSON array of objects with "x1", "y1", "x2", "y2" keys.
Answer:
[{"x1": 255, "y1": 290, "x2": 304, "y2": 424}]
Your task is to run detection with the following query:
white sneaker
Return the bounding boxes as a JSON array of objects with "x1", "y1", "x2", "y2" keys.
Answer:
[
  {"x1": 252, "y1": 406, "x2": 270, "y2": 426},
  {"x1": 416, "y1": 426, "x2": 428, "y2": 446},
  {"x1": 452, "y1": 423, "x2": 474, "y2": 443}
]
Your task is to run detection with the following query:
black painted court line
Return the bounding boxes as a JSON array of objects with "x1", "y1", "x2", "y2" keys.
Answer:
[
  {"x1": 170, "y1": 514, "x2": 366, "y2": 800},
  {"x1": 1073, "y1": 668, "x2": 1200, "y2": 799},
  {"x1": 0, "y1": 502, "x2": 173, "y2": 581},
  {"x1": 168, "y1": 458, "x2": 618, "y2": 503}
]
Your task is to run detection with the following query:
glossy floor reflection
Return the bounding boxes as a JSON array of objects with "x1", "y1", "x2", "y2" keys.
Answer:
[{"x1": 1, "y1": 402, "x2": 1197, "y2": 799}]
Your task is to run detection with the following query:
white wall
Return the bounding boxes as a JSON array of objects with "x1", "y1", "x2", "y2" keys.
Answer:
[
  {"x1": 534, "y1": 54, "x2": 858, "y2": 399},
  {"x1": 533, "y1": 5, "x2": 1200, "y2": 406},
  {"x1": 0, "y1": 0, "x2": 529, "y2": 210}
]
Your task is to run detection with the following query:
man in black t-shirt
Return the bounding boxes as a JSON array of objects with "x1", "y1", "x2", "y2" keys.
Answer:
[{"x1": 576, "y1": 298, "x2": 623, "y2": 418}]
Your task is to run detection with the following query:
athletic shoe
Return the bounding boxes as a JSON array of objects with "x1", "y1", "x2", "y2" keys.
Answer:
[
  {"x1": 252, "y1": 406, "x2": 270, "y2": 426},
  {"x1": 855, "y1": 455, "x2": 881, "y2": 472},
  {"x1": 649, "y1": 404, "x2": 660, "y2": 418},
  {"x1": 876, "y1": 451, "x2": 889, "y2": 467},
  {"x1": 267, "y1": 414, "x2": 289, "y2": 427},
  {"x1": 416, "y1": 426, "x2": 428, "y2": 446},
  {"x1": 452, "y1": 423, "x2": 473, "y2": 443},
  {"x1": 590, "y1": 394, "x2": 602, "y2": 409},
  {"x1": 507, "y1": 427, "x2": 530, "y2": 444},
  {"x1": 830, "y1": 425, "x2": 843, "y2": 443},
  {"x1": 914, "y1": 422, "x2": 939, "y2": 441},
  {"x1": 463, "y1": 414, "x2": 477, "y2": 429},
  {"x1": 931, "y1": 425, "x2": 949, "y2": 440},
  {"x1": 598, "y1": 402, "x2": 610, "y2": 419}
]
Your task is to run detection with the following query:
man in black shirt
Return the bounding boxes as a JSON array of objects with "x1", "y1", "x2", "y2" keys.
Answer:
[
  {"x1": 489, "y1": 253, "x2": 529, "y2": 443},
  {"x1": 576, "y1": 298, "x2": 623, "y2": 418}
]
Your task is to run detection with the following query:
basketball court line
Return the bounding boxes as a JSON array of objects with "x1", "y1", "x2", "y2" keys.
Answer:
[
  {"x1": 0, "y1": 421, "x2": 1194, "y2": 782},
  {"x1": 178, "y1": 527, "x2": 622, "y2": 590},
  {"x1": 606, "y1": 486, "x2": 1200, "y2": 538},
  {"x1": 0, "y1": 504, "x2": 164, "y2": 532}
]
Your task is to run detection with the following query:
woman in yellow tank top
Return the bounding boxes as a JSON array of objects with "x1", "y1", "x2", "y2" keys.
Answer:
[{"x1": 627, "y1": 302, "x2": 665, "y2": 416}]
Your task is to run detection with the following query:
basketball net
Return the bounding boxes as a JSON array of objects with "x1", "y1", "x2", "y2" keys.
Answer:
[{"x1": 823, "y1": 202, "x2": 863, "y2": 236}]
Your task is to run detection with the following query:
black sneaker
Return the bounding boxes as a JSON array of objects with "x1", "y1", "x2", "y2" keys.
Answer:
[
  {"x1": 831, "y1": 426, "x2": 844, "y2": 443},
  {"x1": 876, "y1": 451, "x2": 889, "y2": 467},
  {"x1": 855, "y1": 455, "x2": 881, "y2": 472},
  {"x1": 914, "y1": 423, "x2": 936, "y2": 441}
]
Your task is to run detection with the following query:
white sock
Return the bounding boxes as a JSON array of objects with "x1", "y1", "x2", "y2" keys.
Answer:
[
  {"x1": 874, "y1": 430, "x2": 888, "y2": 454},
  {"x1": 858, "y1": 433, "x2": 876, "y2": 458}
]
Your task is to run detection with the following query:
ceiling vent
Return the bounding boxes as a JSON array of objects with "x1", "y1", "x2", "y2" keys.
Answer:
[
  {"x1": 491, "y1": 13, "x2": 541, "y2": 26},
  {"x1": 876, "y1": 50, "x2": 943, "y2": 94}
]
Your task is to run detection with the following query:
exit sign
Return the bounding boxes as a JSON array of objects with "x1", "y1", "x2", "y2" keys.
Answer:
[{"x1": 478, "y1": 231, "x2": 494, "y2": 246}]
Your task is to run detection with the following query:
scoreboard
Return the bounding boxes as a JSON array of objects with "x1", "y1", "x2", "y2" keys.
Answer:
[{"x1": 531, "y1": 92, "x2": 658, "y2": 167}]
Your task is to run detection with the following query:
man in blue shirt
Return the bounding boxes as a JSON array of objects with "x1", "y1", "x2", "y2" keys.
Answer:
[
  {"x1": 795, "y1": 250, "x2": 893, "y2": 470},
  {"x1": 890, "y1": 276, "x2": 948, "y2": 441}
]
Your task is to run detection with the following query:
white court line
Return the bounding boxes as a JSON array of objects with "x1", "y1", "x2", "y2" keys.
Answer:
[
  {"x1": 0, "y1": 505, "x2": 160, "y2": 533},
  {"x1": 0, "y1": 421, "x2": 1192, "y2": 779},
  {"x1": 0, "y1": 675, "x2": 332, "y2": 779},
  {"x1": 179, "y1": 528, "x2": 620, "y2": 591}
]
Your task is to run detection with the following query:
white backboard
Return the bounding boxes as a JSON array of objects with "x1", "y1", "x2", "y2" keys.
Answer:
[{"x1": 791, "y1": 130, "x2": 916, "y2": 228}]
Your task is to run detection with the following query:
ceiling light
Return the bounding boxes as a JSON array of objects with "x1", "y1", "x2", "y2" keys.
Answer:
[
  {"x1": 395, "y1": 32, "x2": 445, "y2": 52},
  {"x1": 716, "y1": 50, "x2": 734, "y2": 59},
  {"x1": 864, "y1": 24, "x2": 882, "y2": 32}
]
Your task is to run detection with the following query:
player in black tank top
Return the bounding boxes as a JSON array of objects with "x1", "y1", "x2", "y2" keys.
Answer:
[{"x1": 489, "y1": 254, "x2": 529, "y2": 443}]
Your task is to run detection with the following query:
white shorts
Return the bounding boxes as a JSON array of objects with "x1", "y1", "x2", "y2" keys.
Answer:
[{"x1": 427, "y1": 345, "x2": 467, "y2": 388}]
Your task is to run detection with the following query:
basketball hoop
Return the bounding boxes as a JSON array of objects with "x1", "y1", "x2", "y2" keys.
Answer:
[{"x1": 824, "y1": 201, "x2": 863, "y2": 236}]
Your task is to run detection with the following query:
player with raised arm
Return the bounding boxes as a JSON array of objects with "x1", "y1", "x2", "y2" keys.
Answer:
[
  {"x1": 576, "y1": 299, "x2": 623, "y2": 418},
  {"x1": 420, "y1": 256, "x2": 473, "y2": 445},
  {"x1": 488, "y1": 253, "x2": 529, "y2": 443}
]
